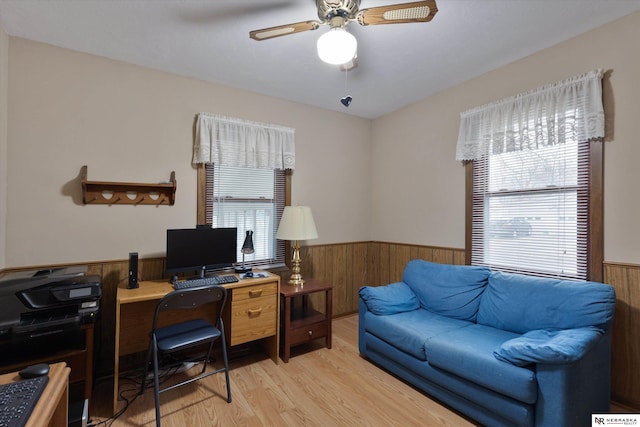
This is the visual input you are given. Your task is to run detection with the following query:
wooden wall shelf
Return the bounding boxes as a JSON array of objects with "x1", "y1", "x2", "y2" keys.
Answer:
[{"x1": 80, "y1": 165, "x2": 176, "y2": 205}]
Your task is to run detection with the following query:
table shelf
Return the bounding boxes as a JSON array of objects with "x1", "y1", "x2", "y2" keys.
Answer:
[{"x1": 280, "y1": 279, "x2": 332, "y2": 363}]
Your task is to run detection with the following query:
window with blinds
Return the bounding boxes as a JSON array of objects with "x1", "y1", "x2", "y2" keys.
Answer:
[
  {"x1": 204, "y1": 164, "x2": 286, "y2": 267},
  {"x1": 471, "y1": 136, "x2": 590, "y2": 280}
]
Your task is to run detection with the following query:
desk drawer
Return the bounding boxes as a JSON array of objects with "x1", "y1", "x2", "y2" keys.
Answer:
[
  {"x1": 228, "y1": 296, "x2": 277, "y2": 346},
  {"x1": 233, "y1": 282, "x2": 277, "y2": 302}
]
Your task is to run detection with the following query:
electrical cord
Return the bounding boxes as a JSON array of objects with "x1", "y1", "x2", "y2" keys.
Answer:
[{"x1": 87, "y1": 359, "x2": 195, "y2": 427}]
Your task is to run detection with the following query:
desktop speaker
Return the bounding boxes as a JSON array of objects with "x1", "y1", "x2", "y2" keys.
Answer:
[{"x1": 128, "y1": 252, "x2": 139, "y2": 289}]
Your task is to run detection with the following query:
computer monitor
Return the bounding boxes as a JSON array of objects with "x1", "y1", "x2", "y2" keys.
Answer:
[{"x1": 165, "y1": 227, "x2": 237, "y2": 277}]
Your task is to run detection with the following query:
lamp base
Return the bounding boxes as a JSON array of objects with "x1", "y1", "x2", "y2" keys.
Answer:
[
  {"x1": 288, "y1": 273, "x2": 304, "y2": 286},
  {"x1": 234, "y1": 266, "x2": 252, "y2": 274},
  {"x1": 288, "y1": 240, "x2": 305, "y2": 286}
]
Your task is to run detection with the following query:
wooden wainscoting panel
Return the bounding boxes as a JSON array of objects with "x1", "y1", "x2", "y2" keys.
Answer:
[
  {"x1": 369, "y1": 242, "x2": 465, "y2": 286},
  {"x1": 296, "y1": 242, "x2": 465, "y2": 318},
  {"x1": 453, "y1": 250, "x2": 466, "y2": 265},
  {"x1": 366, "y1": 242, "x2": 382, "y2": 287},
  {"x1": 92, "y1": 257, "x2": 166, "y2": 376},
  {"x1": 605, "y1": 262, "x2": 640, "y2": 409},
  {"x1": 349, "y1": 242, "x2": 368, "y2": 309},
  {"x1": 377, "y1": 243, "x2": 391, "y2": 286},
  {"x1": 326, "y1": 244, "x2": 350, "y2": 316},
  {"x1": 299, "y1": 242, "x2": 367, "y2": 317},
  {"x1": 389, "y1": 244, "x2": 412, "y2": 282},
  {"x1": 412, "y1": 245, "x2": 431, "y2": 261}
]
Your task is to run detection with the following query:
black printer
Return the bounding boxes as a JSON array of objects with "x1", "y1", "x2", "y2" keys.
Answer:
[{"x1": 0, "y1": 266, "x2": 101, "y2": 340}]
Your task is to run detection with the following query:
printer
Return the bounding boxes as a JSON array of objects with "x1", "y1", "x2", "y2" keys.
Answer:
[{"x1": 0, "y1": 266, "x2": 101, "y2": 340}]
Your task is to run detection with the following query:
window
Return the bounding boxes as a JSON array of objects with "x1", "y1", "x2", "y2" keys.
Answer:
[
  {"x1": 198, "y1": 164, "x2": 289, "y2": 268},
  {"x1": 460, "y1": 70, "x2": 605, "y2": 281},
  {"x1": 469, "y1": 132, "x2": 600, "y2": 280}
]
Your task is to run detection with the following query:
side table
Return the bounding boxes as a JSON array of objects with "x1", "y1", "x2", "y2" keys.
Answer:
[{"x1": 280, "y1": 279, "x2": 333, "y2": 363}]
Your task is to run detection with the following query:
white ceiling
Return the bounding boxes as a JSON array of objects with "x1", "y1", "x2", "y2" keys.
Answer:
[{"x1": 1, "y1": 0, "x2": 640, "y2": 119}]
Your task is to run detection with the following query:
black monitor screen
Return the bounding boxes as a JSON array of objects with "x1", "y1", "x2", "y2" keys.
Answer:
[{"x1": 166, "y1": 227, "x2": 237, "y2": 276}]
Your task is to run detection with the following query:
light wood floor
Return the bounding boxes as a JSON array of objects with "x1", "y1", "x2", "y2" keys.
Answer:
[{"x1": 90, "y1": 314, "x2": 479, "y2": 426}]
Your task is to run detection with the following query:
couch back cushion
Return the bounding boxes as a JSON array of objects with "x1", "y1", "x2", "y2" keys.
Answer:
[
  {"x1": 477, "y1": 271, "x2": 616, "y2": 334},
  {"x1": 402, "y1": 260, "x2": 491, "y2": 322}
]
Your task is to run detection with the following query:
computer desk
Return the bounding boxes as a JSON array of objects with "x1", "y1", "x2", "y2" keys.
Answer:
[
  {"x1": 0, "y1": 362, "x2": 70, "y2": 427},
  {"x1": 113, "y1": 272, "x2": 280, "y2": 415}
]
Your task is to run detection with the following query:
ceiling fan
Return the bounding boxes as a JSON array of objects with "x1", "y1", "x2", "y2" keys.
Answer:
[{"x1": 249, "y1": 1, "x2": 438, "y2": 65}]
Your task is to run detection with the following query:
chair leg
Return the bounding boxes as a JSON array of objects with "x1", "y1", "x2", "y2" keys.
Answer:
[
  {"x1": 140, "y1": 338, "x2": 154, "y2": 395},
  {"x1": 220, "y1": 330, "x2": 231, "y2": 403},
  {"x1": 152, "y1": 339, "x2": 162, "y2": 427},
  {"x1": 200, "y1": 341, "x2": 215, "y2": 375}
]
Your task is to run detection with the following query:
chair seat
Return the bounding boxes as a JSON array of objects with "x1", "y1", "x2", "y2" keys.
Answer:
[{"x1": 156, "y1": 319, "x2": 221, "y2": 352}]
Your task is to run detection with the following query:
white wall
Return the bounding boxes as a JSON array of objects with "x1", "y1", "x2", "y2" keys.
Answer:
[
  {"x1": 5, "y1": 11, "x2": 640, "y2": 268},
  {"x1": 371, "y1": 11, "x2": 640, "y2": 264},
  {"x1": 0, "y1": 24, "x2": 8, "y2": 269},
  {"x1": 5, "y1": 38, "x2": 371, "y2": 267}
]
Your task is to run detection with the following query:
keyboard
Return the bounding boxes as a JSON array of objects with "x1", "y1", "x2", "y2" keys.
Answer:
[
  {"x1": 173, "y1": 275, "x2": 239, "y2": 290},
  {"x1": 0, "y1": 376, "x2": 48, "y2": 427}
]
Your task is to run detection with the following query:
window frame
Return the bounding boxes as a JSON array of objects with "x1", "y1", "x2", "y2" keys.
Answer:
[
  {"x1": 197, "y1": 164, "x2": 292, "y2": 269},
  {"x1": 465, "y1": 140, "x2": 604, "y2": 282}
]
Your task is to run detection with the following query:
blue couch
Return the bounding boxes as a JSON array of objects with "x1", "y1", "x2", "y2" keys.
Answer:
[{"x1": 358, "y1": 260, "x2": 616, "y2": 427}]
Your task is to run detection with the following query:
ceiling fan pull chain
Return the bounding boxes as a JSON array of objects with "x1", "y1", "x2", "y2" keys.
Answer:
[
  {"x1": 341, "y1": 68, "x2": 352, "y2": 107},
  {"x1": 344, "y1": 67, "x2": 348, "y2": 91}
]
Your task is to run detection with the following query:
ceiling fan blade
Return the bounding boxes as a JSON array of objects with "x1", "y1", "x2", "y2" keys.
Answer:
[
  {"x1": 356, "y1": 1, "x2": 438, "y2": 26},
  {"x1": 249, "y1": 21, "x2": 322, "y2": 41}
]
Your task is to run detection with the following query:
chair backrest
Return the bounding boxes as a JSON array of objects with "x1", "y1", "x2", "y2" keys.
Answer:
[{"x1": 152, "y1": 285, "x2": 227, "y2": 329}]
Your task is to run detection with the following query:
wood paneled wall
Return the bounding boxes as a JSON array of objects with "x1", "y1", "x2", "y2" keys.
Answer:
[
  {"x1": 604, "y1": 262, "x2": 640, "y2": 409},
  {"x1": 2, "y1": 244, "x2": 638, "y2": 409},
  {"x1": 293, "y1": 241, "x2": 465, "y2": 318}
]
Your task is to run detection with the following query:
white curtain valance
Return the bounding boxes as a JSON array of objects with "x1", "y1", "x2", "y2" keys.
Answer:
[
  {"x1": 193, "y1": 113, "x2": 295, "y2": 170},
  {"x1": 456, "y1": 69, "x2": 605, "y2": 161}
]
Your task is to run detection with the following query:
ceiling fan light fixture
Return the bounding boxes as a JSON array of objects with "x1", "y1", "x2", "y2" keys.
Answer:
[{"x1": 317, "y1": 27, "x2": 357, "y2": 65}]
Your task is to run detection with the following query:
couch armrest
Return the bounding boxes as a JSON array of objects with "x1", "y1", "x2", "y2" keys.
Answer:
[
  {"x1": 494, "y1": 327, "x2": 603, "y2": 366},
  {"x1": 358, "y1": 282, "x2": 419, "y2": 315},
  {"x1": 534, "y1": 327, "x2": 612, "y2": 427}
]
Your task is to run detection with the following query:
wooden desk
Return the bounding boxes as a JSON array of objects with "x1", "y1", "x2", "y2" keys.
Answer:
[
  {"x1": 0, "y1": 362, "x2": 70, "y2": 427},
  {"x1": 280, "y1": 279, "x2": 332, "y2": 363},
  {"x1": 0, "y1": 324, "x2": 94, "y2": 405},
  {"x1": 113, "y1": 272, "x2": 280, "y2": 414}
]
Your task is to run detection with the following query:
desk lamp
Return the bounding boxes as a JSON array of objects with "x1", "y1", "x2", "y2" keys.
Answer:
[
  {"x1": 276, "y1": 206, "x2": 318, "y2": 286},
  {"x1": 235, "y1": 230, "x2": 254, "y2": 273}
]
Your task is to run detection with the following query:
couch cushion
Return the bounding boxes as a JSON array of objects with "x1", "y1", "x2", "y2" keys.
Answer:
[
  {"x1": 425, "y1": 324, "x2": 538, "y2": 404},
  {"x1": 494, "y1": 326, "x2": 604, "y2": 367},
  {"x1": 359, "y1": 283, "x2": 419, "y2": 315},
  {"x1": 364, "y1": 309, "x2": 472, "y2": 361},
  {"x1": 402, "y1": 260, "x2": 491, "y2": 322},
  {"x1": 477, "y1": 271, "x2": 616, "y2": 334}
]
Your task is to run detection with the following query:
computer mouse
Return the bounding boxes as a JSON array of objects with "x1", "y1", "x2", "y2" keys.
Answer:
[
  {"x1": 245, "y1": 271, "x2": 254, "y2": 278},
  {"x1": 19, "y1": 363, "x2": 50, "y2": 379}
]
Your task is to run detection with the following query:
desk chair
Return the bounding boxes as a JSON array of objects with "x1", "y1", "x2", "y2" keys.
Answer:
[{"x1": 139, "y1": 285, "x2": 231, "y2": 426}]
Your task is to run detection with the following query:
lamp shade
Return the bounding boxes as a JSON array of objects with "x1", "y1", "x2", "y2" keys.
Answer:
[
  {"x1": 241, "y1": 230, "x2": 254, "y2": 254},
  {"x1": 276, "y1": 206, "x2": 319, "y2": 241},
  {"x1": 317, "y1": 28, "x2": 357, "y2": 65}
]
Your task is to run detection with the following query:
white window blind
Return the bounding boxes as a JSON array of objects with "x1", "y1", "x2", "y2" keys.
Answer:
[
  {"x1": 472, "y1": 129, "x2": 590, "y2": 280},
  {"x1": 205, "y1": 164, "x2": 285, "y2": 267}
]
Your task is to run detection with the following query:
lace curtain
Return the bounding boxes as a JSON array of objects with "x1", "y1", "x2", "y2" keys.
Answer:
[
  {"x1": 193, "y1": 113, "x2": 295, "y2": 170},
  {"x1": 456, "y1": 69, "x2": 605, "y2": 161}
]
